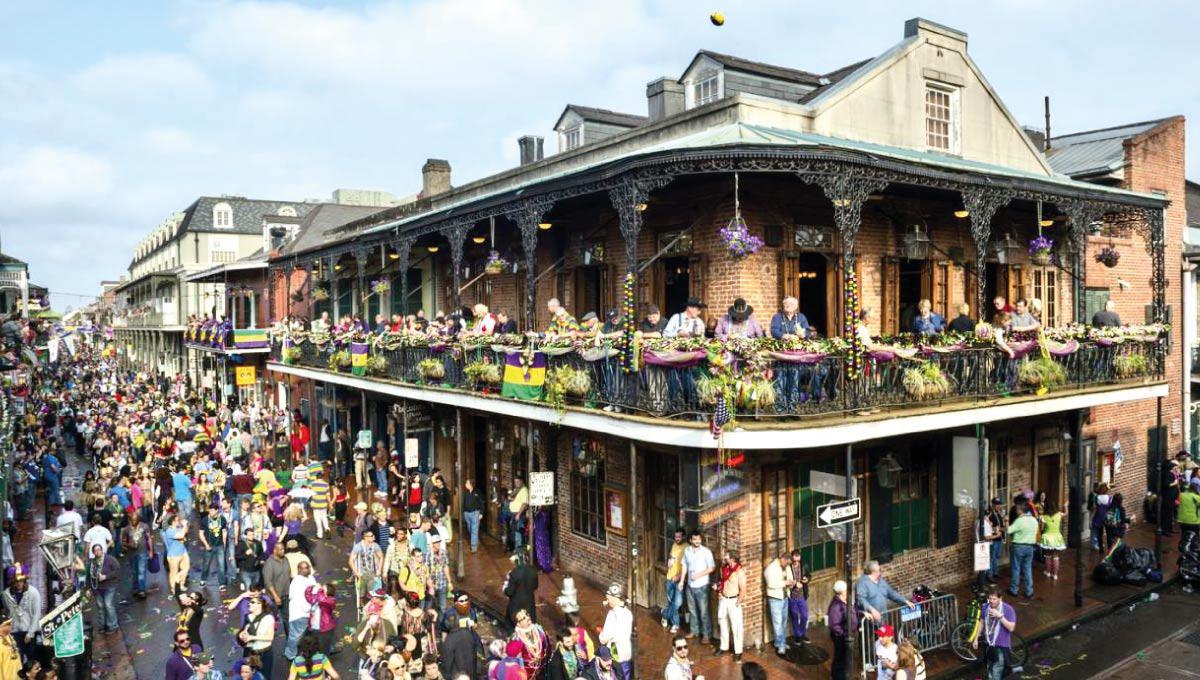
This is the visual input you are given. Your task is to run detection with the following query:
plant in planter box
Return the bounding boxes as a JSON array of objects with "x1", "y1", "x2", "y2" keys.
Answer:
[
  {"x1": 545, "y1": 366, "x2": 592, "y2": 416},
  {"x1": 1017, "y1": 355, "x2": 1067, "y2": 391},
  {"x1": 464, "y1": 361, "x2": 502, "y2": 387},
  {"x1": 901, "y1": 361, "x2": 954, "y2": 400},
  {"x1": 282, "y1": 347, "x2": 302, "y2": 365},
  {"x1": 735, "y1": 377, "x2": 776, "y2": 411},
  {"x1": 417, "y1": 358, "x2": 445, "y2": 381},
  {"x1": 366, "y1": 354, "x2": 389, "y2": 377},
  {"x1": 1114, "y1": 353, "x2": 1149, "y2": 378},
  {"x1": 328, "y1": 349, "x2": 352, "y2": 372}
]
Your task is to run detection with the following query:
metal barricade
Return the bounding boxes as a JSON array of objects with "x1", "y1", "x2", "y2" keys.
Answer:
[{"x1": 857, "y1": 592, "x2": 959, "y2": 675}]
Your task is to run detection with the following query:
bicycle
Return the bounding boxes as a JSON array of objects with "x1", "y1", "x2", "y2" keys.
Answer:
[{"x1": 950, "y1": 585, "x2": 1028, "y2": 667}]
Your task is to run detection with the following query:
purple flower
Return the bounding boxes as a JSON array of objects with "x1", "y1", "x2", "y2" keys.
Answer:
[
  {"x1": 1028, "y1": 235, "x2": 1054, "y2": 255},
  {"x1": 720, "y1": 215, "x2": 763, "y2": 258}
]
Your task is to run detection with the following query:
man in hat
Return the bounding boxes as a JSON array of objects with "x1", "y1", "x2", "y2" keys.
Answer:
[
  {"x1": 976, "y1": 497, "x2": 1007, "y2": 584},
  {"x1": 580, "y1": 311, "x2": 601, "y2": 335},
  {"x1": 2, "y1": 563, "x2": 41, "y2": 664},
  {"x1": 664, "y1": 298, "x2": 707, "y2": 338},
  {"x1": 504, "y1": 553, "x2": 539, "y2": 628},
  {"x1": 546, "y1": 298, "x2": 581, "y2": 336},
  {"x1": 165, "y1": 628, "x2": 201, "y2": 680},
  {"x1": 581, "y1": 644, "x2": 620, "y2": 680},
  {"x1": 191, "y1": 651, "x2": 223, "y2": 680},
  {"x1": 598, "y1": 583, "x2": 633, "y2": 679},
  {"x1": 715, "y1": 298, "x2": 764, "y2": 340}
]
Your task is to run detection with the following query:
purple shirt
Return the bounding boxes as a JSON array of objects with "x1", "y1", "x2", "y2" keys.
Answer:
[
  {"x1": 164, "y1": 645, "x2": 201, "y2": 680},
  {"x1": 984, "y1": 602, "x2": 1017, "y2": 649},
  {"x1": 826, "y1": 597, "x2": 857, "y2": 639},
  {"x1": 714, "y1": 315, "x2": 764, "y2": 340}
]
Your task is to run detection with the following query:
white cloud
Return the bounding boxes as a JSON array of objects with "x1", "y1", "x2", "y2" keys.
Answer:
[
  {"x1": 70, "y1": 52, "x2": 212, "y2": 103},
  {"x1": 0, "y1": 146, "x2": 114, "y2": 211},
  {"x1": 142, "y1": 127, "x2": 197, "y2": 154}
]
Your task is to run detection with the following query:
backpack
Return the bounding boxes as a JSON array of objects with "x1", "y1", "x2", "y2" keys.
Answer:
[{"x1": 1105, "y1": 506, "x2": 1123, "y2": 529}]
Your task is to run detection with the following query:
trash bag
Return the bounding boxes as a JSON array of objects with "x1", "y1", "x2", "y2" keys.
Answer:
[
  {"x1": 1093, "y1": 561, "x2": 1124, "y2": 586},
  {"x1": 1122, "y1": 570, "x2": 1148, "y2": 585},
  {"x1": 1112, "y1": 546, "x2": 1154, "y2": 574},
  {"x1": 1147, "y1": 568, "x2": 1164, "y2": 583}
]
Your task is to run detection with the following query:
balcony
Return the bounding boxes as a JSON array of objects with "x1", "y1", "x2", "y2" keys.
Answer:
[
  {"x1": 114, "y1": 311, "x2": 181, "y2": 328},
  {"x1": 185, "y1": 322, "x2": 270, "y2": 353},
  {"x1": 268, "y1": 326, "x2": 1165, "y2": 425}
]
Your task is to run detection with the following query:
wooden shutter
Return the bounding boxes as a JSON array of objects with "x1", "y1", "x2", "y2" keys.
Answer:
[
  {"x1": 932, "y1": 263, "x2": 950, "y2": 318},
  {"x1": 779, "y1": 252, "x2": 799, "y2": 302},
  {"x1": 869, "y1": 449, "x2": 894, "y2": 563},
  {"x1": 641, "y1": 262, "x2": 663, "y2": 318},
  {"x1": 688, "y1": 253, "x2": 708, "y2": 308},
  {"x1": 881, "y1": 257, "x2": 900, "y2": 335},
  {"x1": 1007, "y1": 265, "x2": 1027, "y2": 304}
]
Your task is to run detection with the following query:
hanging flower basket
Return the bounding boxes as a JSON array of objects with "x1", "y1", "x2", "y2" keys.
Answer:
[
  {"x1": 311, "y1": 287, "x2": 330, "y2": 302},
  {"x1": 484, "y1": 250, "x2": 508, "y2": 275},
  {"x1": 1029, "y1": 235, "x2": 1054, "y2": 266},
  {"x1": 719, "y1": 213, "x2": 763, "y2": 259},
  {"x1": 1095, "y1": 246, "x2": 1121, "y2": 268},
  {"x1": 370, "y1": 279, "x2": 390, "y2": 295}
]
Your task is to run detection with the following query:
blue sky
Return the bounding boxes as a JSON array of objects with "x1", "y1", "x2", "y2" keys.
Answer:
[{"x1": 1, "y1": 0, "x2": 1197, "y2": 309}]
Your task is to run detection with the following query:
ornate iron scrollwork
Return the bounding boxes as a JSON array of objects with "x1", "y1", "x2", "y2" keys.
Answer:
[
  {"x1": 608, "y1": 176, "x2": 673, "y2": 269},
  {"x1": 439, "y1": 219, "x2": 472, "y2": 310},
  {"x1": 391, "y1": 237, "x2": 412, "y2": 315},
  {"x1": 961, "y1": 186, "x2": 1014, "y2": 316},
  {"x1": 798, "y1": 172, "x2": 889, "y2": 264},
  {"x1": 1057, "y1": 199, "x2": 1108, "y2": 324},
  {"x1": 509, "y1": 198, "x2": 554, "y2": 325}
]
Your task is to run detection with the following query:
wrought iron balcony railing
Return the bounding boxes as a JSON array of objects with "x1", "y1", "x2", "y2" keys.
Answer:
[{"x1": 268, "y1": 327, "x2": 1164, "y2": 421}]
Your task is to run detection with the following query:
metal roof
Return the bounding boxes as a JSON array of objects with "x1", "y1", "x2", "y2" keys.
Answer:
[
  {"x1": 1045, "y1": 119, "x2": 1169, "y2": 179},
  {"x1": 363, "y1": 122, "x2": 1167, "y2": 238}
]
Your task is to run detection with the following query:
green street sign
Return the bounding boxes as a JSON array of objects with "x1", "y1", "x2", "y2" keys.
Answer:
[{"x1": 52, "y1": 613, "x2": 85, "y2": 659}]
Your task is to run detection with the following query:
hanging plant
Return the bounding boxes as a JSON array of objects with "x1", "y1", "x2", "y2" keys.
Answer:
[
  {"x1": 484, "y1": 251, "x2": 508, "y2": 275},
  {"x1": 311, "y1": 287, "x2": 330, "y2": 302},
  {"x1": 327, "y1": 349, "x2": 352, "y2": 372},
  {"x1": 735, "y1": 377, "x2": 777, "y2": 411},
  {"x1": 902, "y1": 361, "x2": 954, "y2": 400},
  {"x1": 281, "y1": 346, "x2": 302, "y2": 365},
  {"x1": 719, "y1": 173, "x2": 763, "y2": 259},
  {"x1": 1028, "y1": 235, "x2": 1054, "y2": 266},
  {"x1": 291, "y1": 291, "x2": 305, "y2": 303},
  {"x1": 371, "y1": 278, "x2": 391, "y2": 295},
  {"x1": 418, "y1": 358, "x2": 445, "y2": 381},
  {"x1": 1017, "y1": 355, "x2": 1067, "y2": 391},
  {"x1": 1095, "y1": 245, "x2": 1121, "y2": 268}
]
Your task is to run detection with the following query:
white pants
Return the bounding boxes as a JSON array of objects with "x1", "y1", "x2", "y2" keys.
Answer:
[
  {"x1": 313, "y1": 508, "x2": 329, "y2": 538},
  {"x1": 354, "y1": 458, "x2": 371, "y2": 493},
  {"x1": 717, "y1": 597, "x2": 744, "y2": 653}
]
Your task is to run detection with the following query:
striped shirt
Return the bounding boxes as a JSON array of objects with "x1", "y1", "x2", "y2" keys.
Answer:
[{"x1": 309, "y1": 480, "x2": 330, "y2": 510}]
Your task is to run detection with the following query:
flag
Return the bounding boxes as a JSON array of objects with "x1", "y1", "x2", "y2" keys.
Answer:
[
  {"x1": 351, "y1": 342, "x2": 368, "y2": 376},
  {"x1": 232, "y1": 328, "x2": 269, "y2": 349},
  {"x1": 501, "y1": 350, "x2": 547, "y2": 400}
]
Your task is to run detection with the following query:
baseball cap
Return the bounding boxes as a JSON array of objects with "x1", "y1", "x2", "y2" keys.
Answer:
[
  {"x1": 596, "y1": 645, "x2": 613, "y2": 660},
  {"x1": 876, "y1": 624, "x2": 895, "y2": 638}
]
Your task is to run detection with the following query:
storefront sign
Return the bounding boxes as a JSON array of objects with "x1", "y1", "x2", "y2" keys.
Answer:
[
  {"x1": 604, "y1": 486, "x2": 628, "y2": 536},
  {"x1": 235, "y1": 365, "x2": 257, "y2": 386},
  {"x1": 529, "y1": 471, "x2": 555, "y2": 506},
  {"x1": 40, "y1": 591, "x2": 85, "y2": 658},
  {"x1": 810, "y1": 470, "x2": 848, "y2": 497},
  {"x1": 392, "y1": 402, "x2": 433, "y2": 431},
  {"x1": 700, "y1": 450, "x2": 746, "y2": 504},
  {"x1": 697, "y1": 493, "x2": 748, "y2": 530},
  {"x1": 404, "y1": 437, "x2": 420, "y2": 469}
]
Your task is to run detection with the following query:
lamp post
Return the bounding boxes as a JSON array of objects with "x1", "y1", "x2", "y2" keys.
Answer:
[{"x1": 39, "y1": 527, "x2": 77, "y2": 597}]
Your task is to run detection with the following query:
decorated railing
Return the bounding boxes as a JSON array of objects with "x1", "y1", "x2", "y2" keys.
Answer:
[
  {"x1": 267, "y1": 323, "x2": 1167, "y2": 421},
  {"x1": 184, "y1": 323, "x2": 269, "y2": 352}
]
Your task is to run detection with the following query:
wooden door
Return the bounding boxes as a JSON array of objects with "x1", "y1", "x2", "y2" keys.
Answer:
[
  {"x1": 780, "y1": 252, "x2": 800, "y2": 303},
  {"x1": 881, "y1": 257, "x2": 900, "y2": 335},
  {"x1": 640, "y1": 453, "x2": 680, "y2": 609},
  {"x1": 688, "y1": 253, "x2": 708, "y2": 320},
  {"x1": 1036, "y1": 455, "x2": 1063, "y2": 511},
  {"x1": 922, "y1": 262, "x2": 949, "y2": 317},
  {"x1": 1007, "y1": 266, "x2": 1027, "y2": 305}
]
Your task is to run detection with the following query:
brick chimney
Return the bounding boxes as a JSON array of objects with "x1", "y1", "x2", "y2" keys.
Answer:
[
  {"x1": 518, "y1": 136, "x2": 544, "y2": 165},
  {"x1": 421, "y1": 159, "x2": 452, "y2": 197},
  {"x1": 647, "y1": 77, "x2": 685, "y2": 123}
]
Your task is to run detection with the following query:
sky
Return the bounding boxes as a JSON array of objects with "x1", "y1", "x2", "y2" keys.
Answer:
[{"x1": 1, "y1": 0, "x2": 1198, "y2": 309}]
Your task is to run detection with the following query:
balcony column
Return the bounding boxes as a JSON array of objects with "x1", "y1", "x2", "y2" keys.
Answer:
[
  {"x1": 609, "y1": 176, "x2": 672, "y2": 380},
  {"x1": 353, "y1": 246, "x2": 370, "y2": 318},
  {"x1": 440, "y1": 221, "x2": 471, "y2": 319},
  {"x1": 513, "y1": 200, "x2": 553, "y2": 329},
  {"x1": 393, "y1": 238, "x2": 412, "y2": 316},
  {"x1": 329, "y1": 256, "x2": 340, "y2": 321},
  {"x1": 800, "y1": 172, "x2": 889, "y2": 402},
  {"x1": 961, "y1": 186, "x2": 1014, "y2": 320},
  {"x1": 301, "y1": 261, "x2": 314, "y2": 324}
]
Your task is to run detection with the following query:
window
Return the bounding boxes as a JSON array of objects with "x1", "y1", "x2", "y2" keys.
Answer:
[
  {"x1": 571, "y1": 458, "x2": 606, "y2": 543},
  {"x1": 989, "y1": 436, "x2": 1010, "y2": 507},
  {"x1": 925, "y1": 85, "x2": 958, "y2": 152},
  {"x1": 561, "y1": 126, "x2": 582, "y2": 152},
  {"x1": 277, "y1": 205, "x2": 297, "y2": 217},
  {"x1": 890, "y1": 455, "x2": 931, "y2": 555},
  {"x1": 1032, "y1": 267, "x2": 1060, "y2": 327},
  {"x1": 795, "y1": 460, "x2": 840, "y2": 572},
  {"x1": 209, "y1": 236, "x2": 237, "y2": 264},
  {"x1": 933, "y1": 263, "x2": 949, "y2": 318},
  {"x1": 763, "y1": 467, "x2": 789, "y2": 561},
  {"x1": 694, "y1": 75, "x2": 721, "y2": 106},
  {"x1": 212, "y1": 202, "x2": 233, "y2": 229}
]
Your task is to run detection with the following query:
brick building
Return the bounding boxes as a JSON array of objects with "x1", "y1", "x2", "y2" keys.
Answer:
[{"x1": 256, "y1": 17, "x2": 1180, "y2": 655}]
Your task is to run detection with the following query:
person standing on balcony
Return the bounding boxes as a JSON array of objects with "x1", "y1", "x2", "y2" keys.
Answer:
[
  {"x1": 682, "y1": 530, "x2": 715, "y2": 646},
  {"x1": 948, "y1": 303, "x2": 975, "y2": 333},
  {"x1": 664, "y1": 298, "x2": 707, "y2": 338},
  {"x1": 495, "y1": 310, "x2": 518, "y2": 335},
  {"x1": 546, "y1": 298, "x2": 581, "y2": 336},
  {"x1": 580, "y1": 312, "x2": 602, "y2": 335},
  {"x1": 854, "y1": 560, "x2": 912, "y2": 625},
  {"x1": 640, "y1": 304, "x2": 667, "y2": 337},
  {"x1": 1006, "y1": 503, "x2": 1038, "y2": 599},
  {"x1": 911, "y1": 299, "x2": 945, "y2": 336},
  {"x1": 992, "y1": 296, "x2": 1013, "y2": 315},
  {"x1": 472, "y1": 304, "x2": 497, "y2": 335},
  {"x1": 1009, "y1": 299, "x2": 1040, "y2": 332},
  {"x1": 715, "y1": 298, "x2": 764, "y2": 340},
  {"x1": 769, "y1": 297, "x2": 812, "y2": 340}
]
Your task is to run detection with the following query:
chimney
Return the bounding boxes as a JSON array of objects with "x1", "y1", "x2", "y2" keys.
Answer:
[
  {"x1": 647, "y1": 77, "x2": 685, "y2": 122},
  {"x1": 1022, "y1": 127, "x2": 1046, "y2": 153},
  {"x1": 421, "y1": 159, "x2": 452, "y2": 197},
  {"x1": 518, "y1": 136, "x2": 545, "y2": 165}
]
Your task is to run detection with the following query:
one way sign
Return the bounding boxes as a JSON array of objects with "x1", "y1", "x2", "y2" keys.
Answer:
[{"x1": 816, "y1": 497, "x2": 861, "y2": 529}]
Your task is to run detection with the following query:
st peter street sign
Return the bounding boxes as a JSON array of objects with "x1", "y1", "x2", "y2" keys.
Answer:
[
  {"x1": 816, "y1": 497, "x2": 861, "y2": 529},
  {"x1": 40, "y1": 591, "x2": 85, "y2": 658}
]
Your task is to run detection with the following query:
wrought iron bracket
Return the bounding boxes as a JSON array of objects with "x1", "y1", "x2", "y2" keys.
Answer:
[{"x1": 798, "y1": 172, "x2": 889, "y2": 265}]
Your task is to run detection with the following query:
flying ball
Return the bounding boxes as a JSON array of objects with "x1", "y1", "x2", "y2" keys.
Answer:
[{"x1": 710, "y1": 12, "x2": 725, "y2": 26}]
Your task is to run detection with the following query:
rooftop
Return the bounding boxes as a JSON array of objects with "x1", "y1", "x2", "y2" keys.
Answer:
[{"x1": 1045, "y1": 118, "x2": 1173, "y2": 179}]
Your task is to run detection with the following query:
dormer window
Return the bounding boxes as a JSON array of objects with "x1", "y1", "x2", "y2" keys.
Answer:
[
  {"x1": 277, "y1": 206, "x2": 297, "y2": 217},
  {"x1": 213, "y1": 202, "x2": 233, "y2": 229},
  {"x1": 561, "y1": 126, "x2": 582, "y2": 152},
  {"x1": 694, "y1": 74, "x2": 721, "y2": 106},
  {"x1": 924, "y1": 84, "x2": 960, "y2": 153}
]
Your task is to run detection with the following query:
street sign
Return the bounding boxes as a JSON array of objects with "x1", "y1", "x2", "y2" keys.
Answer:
[
  {"x1": 404, "y1": 437, "x2": 420, "y2": 469},
  {"x1": 235, "y1": 365, "x2": 257, "y2": 386},
  {"x1": 40, "y1": 591, "x2": 85, "y2": 658},
  {"x1": 810, "y1": 470, "x2": 848, "y2": 497},
  {"x1": 529, "y1": 471, "x2": 556, "y2": 506},
  {"x1": 816, "y1": 497, "x2": 861, "y2": 529}
]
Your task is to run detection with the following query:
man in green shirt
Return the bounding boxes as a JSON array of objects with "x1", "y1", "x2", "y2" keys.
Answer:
[
  {"x1": 1006, "y1": 503, "x2": 1039, "y2": 598},
  {"x1": 1177, "y1": 477, "x2": 1200, "y2": 543}
]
